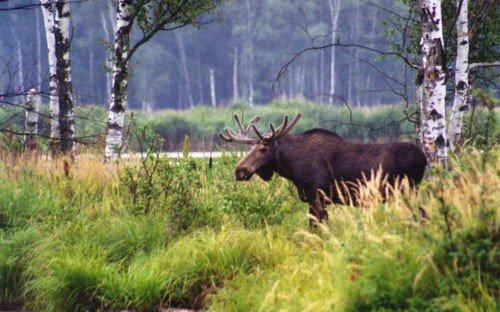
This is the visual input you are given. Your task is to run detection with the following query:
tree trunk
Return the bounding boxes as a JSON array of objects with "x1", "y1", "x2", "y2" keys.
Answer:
[
  {"x1": 245, "y1": 0, "x2": 254, "y2": 106},
  {"x1": 328, "y1": 0, "x2": 341, "y2": 106},
  {"x1": 232, "y1": 46, "x2": 239, "y2": 100},
  {"x1": 210, "y1": 68, "x2": 216, "y2": 107},
  {"x1": 104, "y1": 0, "x2": 133, "y2": 160},
  {"x1": 54, "y1": 0, "x2": 76, "y2": 155},
  {"x1": 23, "y1": 89, "x2": 40, "y2": 151},
  {"x1": 420, "y1": 0, "x2": 448, "y2": 166},
  {"x1": 40, "y1": 0, "x2": 60, "y2": 153},
  {"x1": 175, "y1": 32, "x2": 194, "y2": 108},
  {"x1": 348, "y1": 4, "x2": 360, "y2": 106},
  {"x1": 448, "y1": 0, "x2": 469, "y2": 152}
]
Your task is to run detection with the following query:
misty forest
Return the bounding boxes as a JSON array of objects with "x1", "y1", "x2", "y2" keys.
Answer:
[
  {"x1": 1, "y1": 0, "x2": 434, "y2": 109},
  {"x1": 0, "y1": 0, "x2": 499, "y2": 311}
]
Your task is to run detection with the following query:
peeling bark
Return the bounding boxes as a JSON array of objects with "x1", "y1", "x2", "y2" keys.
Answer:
[
  {"x1": 54, "y1": 0, "x2": 76, "y2": 155},
  {"x1": 40, "y1": 0, "x2": 59, "y2": 148},
  {"x1": 40, "y1": 0, "x2": 76, "y2": 156},
  {"x1": 23, "y1": 89, "x2": 40, "y2": 151},
  {"x1": 104, "y1": 0, "x2": 133, "y2": 160},
  {"x1": 448, "y1": 0, "x2": 469, "y2": 152},
  {"x1": 419, "y1": 0, "x2": 448, "y2": 166}
]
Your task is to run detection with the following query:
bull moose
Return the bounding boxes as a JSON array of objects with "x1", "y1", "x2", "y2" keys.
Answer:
[{"x1": 218, "y1": 113, "x2": 427, "y2": 223}]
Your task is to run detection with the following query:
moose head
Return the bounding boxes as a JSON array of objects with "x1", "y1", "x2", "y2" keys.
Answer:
[{"x1": 218, "y1": 113, "x2": 302, "y2": 181}]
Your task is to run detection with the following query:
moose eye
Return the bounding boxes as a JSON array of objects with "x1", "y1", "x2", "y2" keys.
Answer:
[{"x1": 258, "y1": 146, "x2": 268, "y2": 153}]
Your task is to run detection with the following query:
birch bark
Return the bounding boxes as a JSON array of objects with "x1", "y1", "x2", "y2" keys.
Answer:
[
  {"x1": 23, "y1": 89, "x2": 40, "y2": 151},
  {"x1": 448, "y1": 0, "x2": 469, "y2": 152},
  {"x1": 54, "y1": 0, "x2": 76, "y2": 155},
  {"x1": 104, "y1": 0, "x2": 133, "y2": 160},
  {"x1": 40, "y1": 0, "x2": 59, "y2": 149},
  {"x1": 419, "y1": 0, "x2": 448, "y2": 166},
  {"x1": 328, "y1": 0, "x2": 341, "y2": 106}
]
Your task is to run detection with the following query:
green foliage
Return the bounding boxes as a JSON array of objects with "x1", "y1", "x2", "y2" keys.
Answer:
[
  {"x1": 385, "y1": 0, "x2": 499, "y2": 89},
  {"x1": 1, "y1": 112, "x2": 499, "y2": 310},
  {"x1": 138, "y1": 99, "x2": 417, "y2": 150},
  {"x1": 464, "y1": 89, "x2": 500, "y2": 150}
]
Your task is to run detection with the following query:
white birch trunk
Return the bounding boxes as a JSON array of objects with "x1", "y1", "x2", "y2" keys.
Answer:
[
  {"x1": 24, "y1": 89, "x2": 40, "y2": 150},
  {"x1": 328, "y1": 0, "x2": 341, "y2": 106},
  {"x1": 105, "y1": 0, "x2": 133, "y2": 160},
  {"x1": 232, "y1": 46, "x2": 239, "y2": 100},
  {"x1": 210, "y1": 68, "x2": 216, "y2": 107},
  {"x1": 175, "y1": 32, "x2": 194, "y2": 108},
  {"x1": 40, "y1": 0, "x2": 60, "y2": 149},
  {"x1": 420, "y1": 0, "x2": 448, "y2": 166},
  {"x1": 54, "y1": 0, "x2": 76, "y2": 155},
  {"x1": 448, "y1": 0, "x2": 469, "y2": 152},
  {"x1": 245, "y1": 0, "x2": 254, "y2": 106}
]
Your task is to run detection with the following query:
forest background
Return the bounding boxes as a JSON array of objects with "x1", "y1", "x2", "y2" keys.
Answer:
[{"x1": 4, "y1": 0, "x2": 495, "y2": 111}]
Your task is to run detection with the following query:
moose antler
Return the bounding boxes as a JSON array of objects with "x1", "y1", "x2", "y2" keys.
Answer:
[
  {"x1": 218, "y1": 114, "x2": 261, "y2": 144},
  {"x1": 253, "y1": 113, "x2": 302, "y2": 144}
]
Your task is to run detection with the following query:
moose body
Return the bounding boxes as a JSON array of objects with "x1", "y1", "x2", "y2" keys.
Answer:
[{"x1": 219, "y1": 114, "x2": 427, "y2": 223}]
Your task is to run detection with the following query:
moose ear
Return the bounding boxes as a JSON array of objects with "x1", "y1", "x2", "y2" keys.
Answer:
[{"x1": 256, "y1": 164, "x2": 274, "y2": 181}]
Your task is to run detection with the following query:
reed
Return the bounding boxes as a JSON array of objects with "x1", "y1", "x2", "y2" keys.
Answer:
[{"x1": 0, "y1": 140, "x2": 498, "y2": 311}]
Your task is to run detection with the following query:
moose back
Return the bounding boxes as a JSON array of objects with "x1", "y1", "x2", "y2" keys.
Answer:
[{"x1": 218, "y1": 113, "x2": 427, "y2": 223}]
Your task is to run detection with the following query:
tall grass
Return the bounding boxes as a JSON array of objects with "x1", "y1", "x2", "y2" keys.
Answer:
[{"x1": 0, "y1": 143, "x2": 499, "y2": 310}]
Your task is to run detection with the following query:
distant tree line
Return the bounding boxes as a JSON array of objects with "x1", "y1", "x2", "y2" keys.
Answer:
[
  {"x1": 0, "y1": 0, "x2": 425, "y2": 111},
  {"x1": 0, "y1": 0, "x2": 498, "y2": 164}
]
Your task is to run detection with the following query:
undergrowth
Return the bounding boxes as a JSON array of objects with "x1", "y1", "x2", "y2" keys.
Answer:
[{"x1": 0, "y1": 146, "x2": 499, "y2": 311}]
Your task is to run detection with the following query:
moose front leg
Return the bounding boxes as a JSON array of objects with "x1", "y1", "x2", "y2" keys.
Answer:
[{"x1": 308, "y1": 189, "x2": 330, "y2": 226}]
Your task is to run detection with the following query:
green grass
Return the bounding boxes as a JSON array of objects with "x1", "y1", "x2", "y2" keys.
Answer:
[{"x1": 1, "y1": 125, "x2": 499, "y2": 311}]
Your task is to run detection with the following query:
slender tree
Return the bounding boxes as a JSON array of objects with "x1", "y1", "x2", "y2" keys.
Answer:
[
  {"x1": 40, "y1": 0, "x2": 59, "y2": 150},
  {"x1": 23, "y1": 88, "x2": 40, "y2": 151},
  {"x1": 328, "y1": 0, "x2": 341, "y2": 106},
  {"x1": 419, "y1": 0, "x2": 448, "y2": 166},
  {"x1": 175, "y1": 31, "x2": 194, "y2": 108},
  {"x1": 40, "y1": 0, "x2": 76, "y2": 156},
  {"x1": 54, "y1": 0, "x2": 76, "y2": 155},
  {"x1": 447, "y1": 0, "x2": 468, "y2": 152},
  {"x1": 104, "y1": 0, "x2": 227, "y2": 160}
]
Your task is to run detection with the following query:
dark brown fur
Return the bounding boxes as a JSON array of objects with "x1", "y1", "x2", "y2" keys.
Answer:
[{"x1": 235, "y1": 128, "x2": 427, "y2": 223}]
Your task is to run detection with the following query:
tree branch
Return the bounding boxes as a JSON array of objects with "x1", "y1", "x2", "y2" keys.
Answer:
[{"x1": 469, "y1": 61, "x2": 500, "y2": 70}]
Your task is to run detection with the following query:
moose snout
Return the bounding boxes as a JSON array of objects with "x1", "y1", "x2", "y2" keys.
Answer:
[{"x1": 235, "y1": 166, "x2": 253, "y2": 181}]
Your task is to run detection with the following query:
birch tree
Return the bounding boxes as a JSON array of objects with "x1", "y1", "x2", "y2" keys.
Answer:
[
  {"x1": 40, "y1": 0, "x2": 76, "y2": 156},
  {"x1": 328, "y1": 0, "x2": 341, "y2": 106},
  {"x1": 447, "y1": 0, "x2": 469, "y2": 152},
  {"x1": 419, "y1": 0, "x2": 448, "y2": 166},
  {"x1": 104, "y1": 0, "x2": 133, "y2": 160},
  {"x1": 23, "y1": 89, "x2": 40, "y2": 151},
  {"x1": 104, "y1": 0, "x2": 227, "y2": 160},
  {"x1": 54, "y1": 0, "x2": 76, "y2": 155},
  {"x1": 40, "y1": 0, "x2": 59, "y2": 150}
]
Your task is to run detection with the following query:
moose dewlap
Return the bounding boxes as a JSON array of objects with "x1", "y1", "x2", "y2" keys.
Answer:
[{"x1": 219, "y1": 113, "x2": 427, "y2": 223}]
